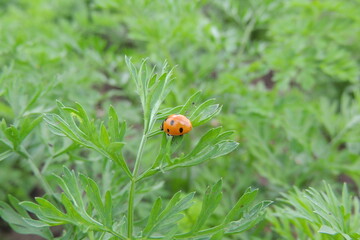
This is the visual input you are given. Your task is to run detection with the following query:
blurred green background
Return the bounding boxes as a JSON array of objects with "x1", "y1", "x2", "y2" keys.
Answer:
[{"x1": 1, "y1": 0, "x2": 360, "y2": 239}]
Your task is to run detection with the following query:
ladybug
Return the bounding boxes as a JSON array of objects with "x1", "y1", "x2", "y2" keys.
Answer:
[{"x1": 161, "y1": 114, "x2": 192, "y2": 136}]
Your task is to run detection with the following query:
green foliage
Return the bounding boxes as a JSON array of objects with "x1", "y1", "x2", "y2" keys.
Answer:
[
  {"x1": 262, "y1": 0, "x2": 360, "y2": 90},
  {"x1": 232, "y1": 88, "x2": 360, "y2": 193},
  {"x1": 0, "y1": 195, "x2": 53, "y2": 239},
  {"x1": 1, "y1": 0, "x2": 360, "y2": 239},
  {"x1": 268, "y1": 182, "x2": 360, "y2": 240},
  {"x1": 44, "y1": 102, "x2": 131, "y2": 178},
  {"x1": 0, "y1": 58, "x2": 268, "y2": 239},
  {"x1": 19, "y1": 167, "x2": 125, "y2": 239}
]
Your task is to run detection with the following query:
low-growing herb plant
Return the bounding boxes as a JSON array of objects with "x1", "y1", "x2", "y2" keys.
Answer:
[
  {"x1": 0, "y1": 58, "x2": 270, "y2": 239},
  {"x1": 268, "y1": 182, "x2": 360, "y2": 240}
]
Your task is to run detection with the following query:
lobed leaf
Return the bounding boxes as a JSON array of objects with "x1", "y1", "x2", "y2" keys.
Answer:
[
  {"x1": 44, "y1": 103, "x2": 131, "y2": 178},
  {"x1": 179, "y1": 91, "x2": 202, "y2": 116},
  {"x1": 144, "y1": 192, "x2": 195, "y2": 237},
  {"x1": 224, "y1": 188, "x2": 259, "y2": 224},
  {"x1": 191, "y1": 180, "x2": 223, "y2": 232},
  {"x1": 0, "y1": 201, "x2": 53, "y2": 239}
]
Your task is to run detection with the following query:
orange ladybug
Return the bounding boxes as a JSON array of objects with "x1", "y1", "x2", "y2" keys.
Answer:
[{"x1": 161, "y1": 114, "x2": 192, "y2": 136}]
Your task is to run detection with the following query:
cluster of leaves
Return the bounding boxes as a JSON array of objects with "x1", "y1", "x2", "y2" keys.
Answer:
[
  {"x1": 0, "y1": 58, "x2": 270, "y2": 239},
  {"x1": 44, "y1": 102, "x2": 131, "y2": 178},
  {"x1": 0, "y1": 169, "x2": 270, "y2": 240},
  {"x1": 0, "y1": 167, "x2": 117, "y2": 239},
  {"x1": 268, "y1": 182, "x2": 360, "y2": 239},
  {"x1": 1, "y1": 0, "x2": 360, "y2": 239},
  {"x1": 0, "y1": 0, "x2": 126, "y2": 201},
  {"x1": 232, "y1": 88, "x2": 360, "y2": 192},
  {"x1": 262, "y1": 0, "x2": 360, "y2": 90}
]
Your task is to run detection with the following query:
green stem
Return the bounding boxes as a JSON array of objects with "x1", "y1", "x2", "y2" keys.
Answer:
[
  {"x1": 238, "y1": 10, "x2": 257, "y2": 56},
  {"x1": 19, "y1": 149, "x2": 55, "y2": 196},
  {"x1": 127, "y1": 133, "x2": 147, "y2": 239},
  {"x1": 174, "y1": 224, "x2": 225, "y2": 239},
  {"x1": 85, "y1": 0, "x2": 93, "y2": 23},
  {"x1": 105, "y1": 228, "x2": 127, "y2": 240},
  {"x1": 133, "y1": 134, "x2": 147, "y2": 176},
  {"x1": 145, "y1": 224, "x2": 225, "y2": 239},
  {"x1": 88, "y1": 231, "x2": 95, "y2": 240}
]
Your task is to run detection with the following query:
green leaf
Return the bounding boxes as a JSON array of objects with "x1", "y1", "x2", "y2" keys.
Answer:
[
  {"x1": 224, "y1": 188, "x2": 258, "y2": 224},
  {"x1": 0, "y1": 201, "x2": 53, "y2": 239},
  {"x1": 170, "y1": 134, "x2": 185, "y2": 153},
  {"x1": 74, "y1": 102, "x2": 90, "y2": 122},
  {"x1": 23, "y1": 218, "x2": 51, "y2": 228},
  {"x1": 80, "y1": 174, "x2": 108, "y2": 226},
  {"x1": 44, "y1": 113, "x2": 84, "y2": 145},
  {"x1": 0, "y1": 149, "x2": 13, "y2": 161},
  {"x1": 104, "y1": 191, "x2": 113, "y2": 228},
  {"x1": 192, "y1": 180, "x2": 223, "y2": 232},
  {"x1": 125, "y1": 56, "x2": 139, "y2": 88},
  {"x1": 8, "y1": 195, "x2": 30, "y2": 218},
  {"x1": 150, "y1": 133, "x2": 169, "y2": 169},
  {"x1": 143, "y1": 197, "x2": 163, "y2": 234},
  {"x1": 125, "y1": 57, "x2": 148, "y2": 111},
  {"x1": 144, "y1": 192, "x2": 195, "y2": 237},
  {"x1": 165, "y1": 128, "x2": 238, "y2": 171},
  {"x1": 108, "y1": 105, "x2": 126, "y2": 142},
  {"x1": 149, "y1": 72, "x2": 172, "y2": 115},
  {"x1": 190, "y1": 99, "x2": 217, "y2": 120},
  {"x1": 210, "y1": 230, "x2": 224, "y2": 240},
  {"x1": 157, "y1": 106, "x2": 183, "y2": 119},
  {"x1": 20, "y1": 201, "x2": 42, "y2": 216},
  {"x1": 35, "y1": 197, "x2": 69, "y2": 220},
  {"x1": 4, "y1": 125, "x2": 20, "y2": 150},
  {"x1": 141, "y1": 128, "x2": 238, "y2": 178},
  {"x1": 58, "y1": 167, "x2": 85, "y2": 209},
  {"x1": 17, "y1": 167, "x2": 126, "y2": 239},
  {"x1": 167, "y1": 145, "x2": 219, "y2": 170},
  {"x1": 44, "y1": 103, "x2": 131, "y2": 178},
  {"x1": 269, "y1": 182, "x2": 358, "y2": 239},
  {"x1": 18, "y1": 115, "x2": 43, "y2": 141},
  {"x1": 179, "y1": 91, "x2": 202, "y2": 116},
  {"x1": 192, "y1": 104, "x2": 222, "y2": 127},
  {"x1": 215, "y1": 131, "x2": 236, "y2": 142},
  {"x1": 225, "y1": 200, "x2": 272, "y2": 234},
  {"x1": 60, "y1": 194, "x2": 90, "y2": 227},
  {"x1": 107, "y1": 142, "x2": 125, "y2": 153},
  {"x1": 100, "y1": 122, "x2": 110, "y2": 146},
  {"x1": 21, "y1": 198, "x2": 68, "y2": 225},
  {"x1": 211, "y1": 141, "x2": 239, "y2": 159},
  {"x1": 187, "y1": 127, "x2": 222, "y2": 158},
  {"x1": 318, "y1": 225, "x2": 338, "y2": 235},
  {"x1": 190, "y1": 98, "x2": 222, "y2": 127}
]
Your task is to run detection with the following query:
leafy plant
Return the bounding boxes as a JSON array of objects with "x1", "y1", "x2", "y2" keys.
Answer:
[
  {"x1": 268, "y1": 182, "x2": 360, "y2": 240},
  {"x1": 0, "y1": 58, "x2": 270, "y2": 239},
  {"x1": 262, "y1": 0, "x2": 360, "y2": 90},
  {"x1": 1, "y1": 0, "x2": 360, "y2": 239}
]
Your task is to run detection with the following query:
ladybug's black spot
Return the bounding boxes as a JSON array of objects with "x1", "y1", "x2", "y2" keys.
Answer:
[
  {"x1": 167, "y1": 129, "x2": 170, "y2": 133},
  {"x1": 170, "y1": 120, "x2": 175, "y2": 126},
  {"x1": 179, "y1": 127, "x2": 183, "y2": 133}
]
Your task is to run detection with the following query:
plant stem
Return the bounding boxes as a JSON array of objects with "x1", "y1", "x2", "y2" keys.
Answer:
[
  {"x1": 145, "y1": 224, "x2": 226, "y2": 239},
  {"x1": 133, "y1": 134, "x2": 147, "y2": 177},
  {"x1": 174, "y1": 224, "x2": 225, "y2": 239},
  {"x1": 238, "y1": 10, "x2": 257, "y2": 56},
  {"x1": 85, "y1": 0, "x2": 93, "y2": 23},
  {"x1": 19, "y1": 149, "x2": 55, "y2": 196},
  {"x1": 127, "y1": 133, "x2": 147, "y2": 239},
  {"x1": 107, "y1": 229, "x2": 127, "y2": 240},
  {"x1": 88, "y1": 231, "x2": 95, "y2": 240}
]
